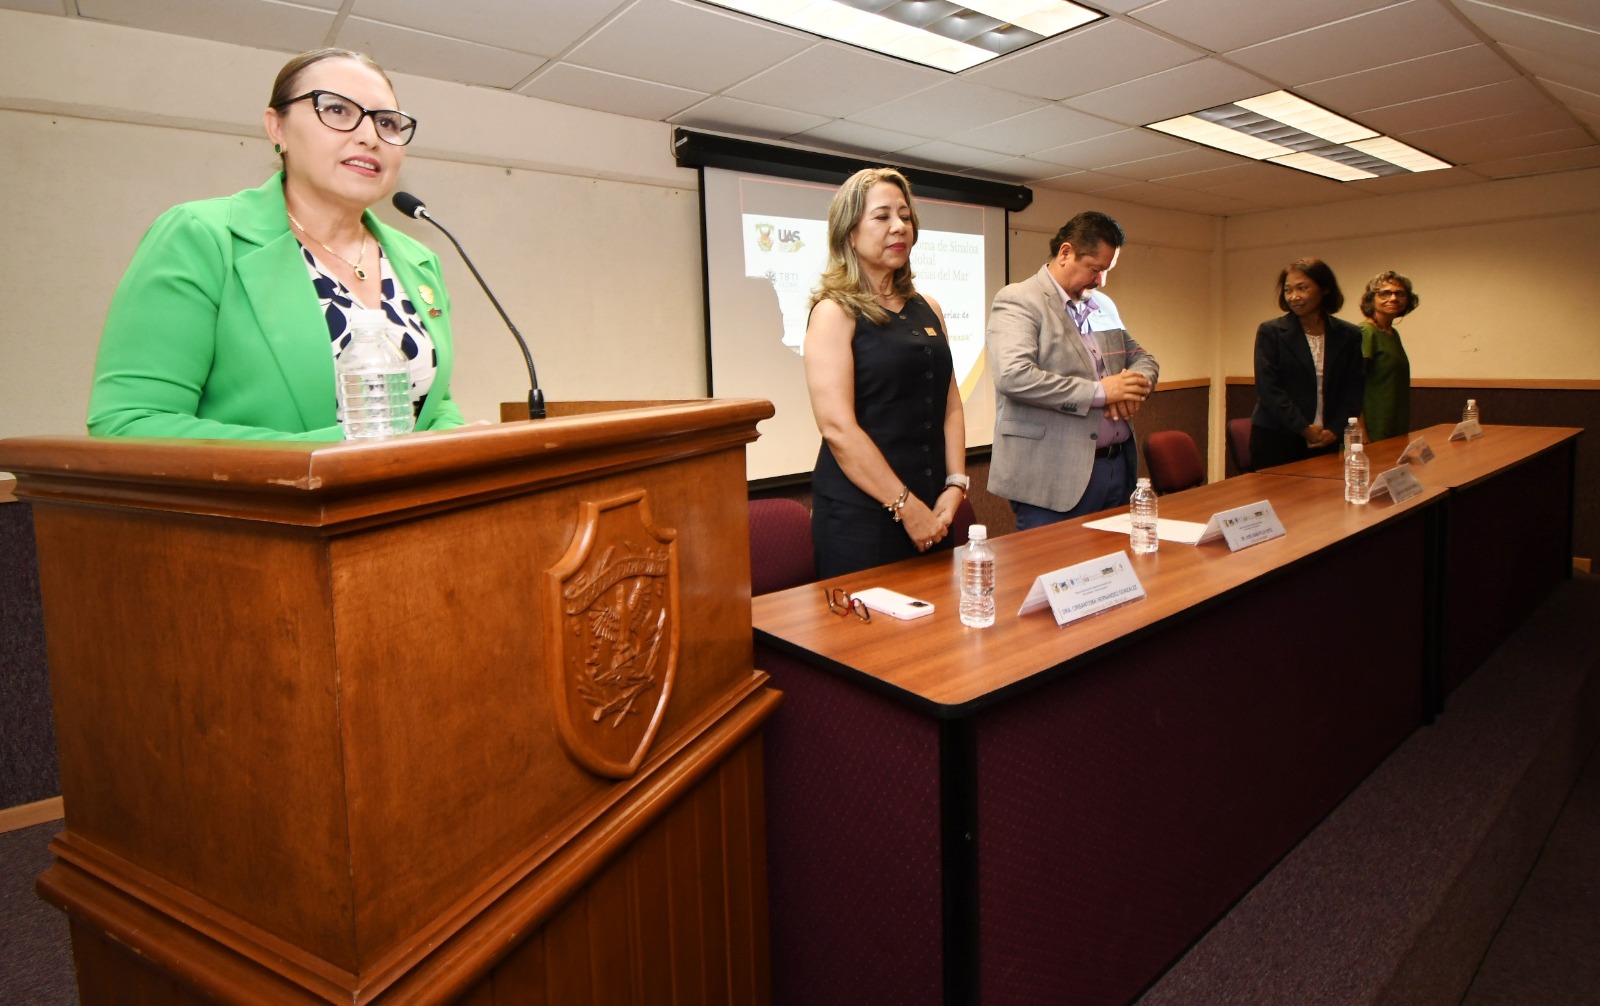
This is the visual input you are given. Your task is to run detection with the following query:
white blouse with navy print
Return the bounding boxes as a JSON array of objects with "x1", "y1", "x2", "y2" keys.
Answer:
[{"x1": 298, "y1": 241, "x2": 439, "y2": 419}]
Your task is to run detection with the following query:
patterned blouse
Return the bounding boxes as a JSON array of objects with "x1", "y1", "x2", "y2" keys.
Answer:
[{"x1": 298, "y1": 241, "x2": 440, "y2": 418}]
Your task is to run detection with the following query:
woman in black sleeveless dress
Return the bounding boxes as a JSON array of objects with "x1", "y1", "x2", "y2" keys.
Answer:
[{"x1": 804, "y1": 168, "x2": 968, "y2": 579}]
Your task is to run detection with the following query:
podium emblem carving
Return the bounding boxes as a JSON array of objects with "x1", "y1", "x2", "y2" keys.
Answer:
[{"x1": 546, "y1": 490, "x2": 679, "y2": 778}]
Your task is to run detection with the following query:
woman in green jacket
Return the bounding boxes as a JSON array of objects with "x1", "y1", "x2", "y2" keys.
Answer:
[{"x1": 88, "y1": 48, "x2": 465, "y2": 440}]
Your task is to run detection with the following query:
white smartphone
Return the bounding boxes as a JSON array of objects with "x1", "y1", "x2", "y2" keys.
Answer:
[{"x1": 852, "y1": 587, "x2": 936, "y2": 620}]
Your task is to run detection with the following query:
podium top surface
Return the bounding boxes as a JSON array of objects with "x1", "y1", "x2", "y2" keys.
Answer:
[{"x1": 0, "y1": 399, "x2": 772, "y2": 525}]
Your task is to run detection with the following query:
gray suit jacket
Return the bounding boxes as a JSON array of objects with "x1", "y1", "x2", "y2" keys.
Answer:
[{"x1": 986, "y1": 265, "x2": 1159, "y2": 512}]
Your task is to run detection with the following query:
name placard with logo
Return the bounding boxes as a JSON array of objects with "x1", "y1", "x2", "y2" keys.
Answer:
[
  {"x1": 1400, "y1": 436, "x2": 1435, "y2": 465},
  {"x1": 1019, "y1": 550, "x2": 1146, "y2": 627},
  {"x1": 1370, "y1": 465, "x2": 1426, "y2": 503},
  {"x1": 1192, "y1": 499, "x2": 1286, "y2": 552}
]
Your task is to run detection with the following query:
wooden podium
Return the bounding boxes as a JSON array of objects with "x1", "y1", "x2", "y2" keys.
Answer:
[{"x1": 0, "y1": 400, "x2": 779, "y2": 1005}]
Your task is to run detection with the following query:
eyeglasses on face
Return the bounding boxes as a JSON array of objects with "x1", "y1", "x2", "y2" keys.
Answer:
[
  {"x1": 279, "y1": 90, "x2": 417, "y2": 146},
  {"x1": 1374, "y1": 289, "x2": 1408, "y2": 299},
  {"x1": 823, "y1": 587, "x2": 871, "y2": 622}
]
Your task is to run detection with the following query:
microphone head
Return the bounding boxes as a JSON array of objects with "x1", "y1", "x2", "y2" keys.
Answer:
[{"x1": 392, "y1": 191, "x2": 426, "y2": 219}]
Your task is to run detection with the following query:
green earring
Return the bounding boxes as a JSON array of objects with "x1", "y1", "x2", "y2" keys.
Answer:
[{"x1": 274, "y1": 143, "x2": 282, "y2": 154}]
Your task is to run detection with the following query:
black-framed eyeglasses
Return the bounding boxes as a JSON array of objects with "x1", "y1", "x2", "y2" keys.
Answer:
[
  {"x1": 1374, "y1": 289, "x2": 1407, "y2": 299},
  {"x1": 278, "y1": 90, "x2": 417, "y2": 146},
  {"x1": 823, "y1": 587, "x2": 871, "y2": 622}
]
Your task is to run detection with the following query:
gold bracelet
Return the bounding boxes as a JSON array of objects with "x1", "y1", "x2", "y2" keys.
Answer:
[{"x1": 883, "y1": 485, "x2": 910, "y2": 522}]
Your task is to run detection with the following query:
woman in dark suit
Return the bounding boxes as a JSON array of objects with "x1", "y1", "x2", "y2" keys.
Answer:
[{"x1": 1249, "y1": 258, "x2": 1365, "y2": 470}]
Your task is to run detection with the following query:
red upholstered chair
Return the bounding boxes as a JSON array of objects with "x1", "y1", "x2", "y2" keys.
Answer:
[
  {"x1": 747, "y1": 498, "x2": 815, "y2": 596},
  {"x1": 1143, "y1": 431, "x2": 1206, "y2": 495},
  {"x1": 1227, "y1": 418, "x2": 1254, "y2": 474}
]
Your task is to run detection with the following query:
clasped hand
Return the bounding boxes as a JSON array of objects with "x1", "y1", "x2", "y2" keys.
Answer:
[
  {"x1": 903, "y1": 489, "x2": 960, "y2": 552},
  {"x1": 1101, "y1": 371, "x2": 1152, "y2": 422},
  {"x1": 1302, "y1": 424, "x2": 1337, "y2": 449}
]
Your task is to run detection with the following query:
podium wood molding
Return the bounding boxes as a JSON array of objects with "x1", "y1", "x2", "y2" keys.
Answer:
[{"x1": 1, "y1": 400, "x2": 779, "y2": 1005}]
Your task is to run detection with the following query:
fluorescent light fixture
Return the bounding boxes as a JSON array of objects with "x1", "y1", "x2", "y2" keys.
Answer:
[
  {"x1": 1347, "y1": 136, "x2": 1452, "y2": 172},
  {"x1": 1146, "y1": 90, "x2": 1453, "y2": 181},
  {"x1": 703, "y1": 0, "x2": 1103, "y2": 72}
]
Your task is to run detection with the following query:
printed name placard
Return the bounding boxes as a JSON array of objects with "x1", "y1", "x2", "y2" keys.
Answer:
[
  {"x1": 1192, "y1": 499, "x2": 1286, "y2": 552},
  {"x1": 1370, "y1": 465, "x2": 1425, "y2": 503},
  {"x1": 1018, "y1": 550, "x2": 1146, "y2": 626},
  {"x1": 1399, "y1": 436, "x2": 1435, "y2": 465},
  {"x1": 1449, "y1": 420, "x2": 1484, "y2": 441}
]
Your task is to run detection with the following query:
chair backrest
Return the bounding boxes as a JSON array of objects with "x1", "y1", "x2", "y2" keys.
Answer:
[
  {"x1": 1227, "y1": 418, "x2": 1254, "y2": 474},
  {"x1": 747, "y1": 498, "x2": 815, "y2": 596},
  {"x1": 1144, "y1": 431, "x2": 1206, "y2": 495}
]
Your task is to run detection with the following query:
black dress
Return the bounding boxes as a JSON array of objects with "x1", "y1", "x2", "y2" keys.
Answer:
[{"x1": 812, "y1": 294, "x2": 953, "y2": 579}]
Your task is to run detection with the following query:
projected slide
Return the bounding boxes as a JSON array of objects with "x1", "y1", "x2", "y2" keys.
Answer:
[{"x1": 706, "y1": 167, "x2": 1007, "y2": 481}]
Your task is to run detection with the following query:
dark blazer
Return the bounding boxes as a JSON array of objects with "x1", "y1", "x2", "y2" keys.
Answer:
[{"x1": 1250, "y1": 312, "x2": 1364, "y2": 438}]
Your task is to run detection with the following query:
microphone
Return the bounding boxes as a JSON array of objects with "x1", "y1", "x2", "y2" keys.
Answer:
[{"x1": 392, "y1": 191, "x2": 546, "y2": 420}]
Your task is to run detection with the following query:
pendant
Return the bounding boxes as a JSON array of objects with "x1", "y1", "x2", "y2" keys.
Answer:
[{"x1": 353, "y1": 265, "x2": 367, "y2": 281}]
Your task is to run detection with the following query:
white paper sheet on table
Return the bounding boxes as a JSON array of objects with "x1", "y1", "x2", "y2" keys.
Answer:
[{"x1": 1083, "y1": 512, "x2": 1212, "y2": 545}]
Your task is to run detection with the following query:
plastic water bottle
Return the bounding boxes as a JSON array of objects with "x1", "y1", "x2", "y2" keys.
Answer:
[
  {"x1": 960, "y1": 524, "x2": 995, "y2": 628},
  {"x1": 1343, "y1": 417, "x2": 1362, "y2": 456},
  {"x1": 337, "y1": 310, "x2": 414, "y2": 439},
  {"x1": 1463, "y1": 398, "x2": 1480, "y2": 426},
  {"x1": 1344, "y1": 442, "x2": 1371, "y2": 504},
  {"x1": 1129, "y1": 477, "x2": 1159, "y2": 554}
]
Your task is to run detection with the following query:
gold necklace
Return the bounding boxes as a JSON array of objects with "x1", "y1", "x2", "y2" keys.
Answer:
[{"x1": 287, "y1": 212, "x2": 369, "y2": 280}]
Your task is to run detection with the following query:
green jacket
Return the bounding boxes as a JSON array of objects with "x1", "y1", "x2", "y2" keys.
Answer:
[{"x1": 88, "y1": 174, "x2": 465, "y2": 440}]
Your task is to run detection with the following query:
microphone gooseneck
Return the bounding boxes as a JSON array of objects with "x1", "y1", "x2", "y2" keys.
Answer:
[{"x1": 391, "y1": 191, "x2": 545, "y2": 420}]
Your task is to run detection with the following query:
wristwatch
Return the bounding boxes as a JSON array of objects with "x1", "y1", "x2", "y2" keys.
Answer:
[{"x1": 944, "y1": 473, "x2": 970, "y2": 495}]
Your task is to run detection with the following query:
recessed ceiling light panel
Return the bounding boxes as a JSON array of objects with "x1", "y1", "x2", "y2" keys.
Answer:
[
  {"x1": 705, "y1": 0, "x2": 1101, "y2": 71},
  {"x1": 1146, "y1": 91, "x2": 1453, "y2": 182}
]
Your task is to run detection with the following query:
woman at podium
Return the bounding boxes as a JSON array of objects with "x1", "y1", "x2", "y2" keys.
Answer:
[
  {"x1": 87, "y1": 49, "x2": 465, "y2": 440},
  {"x1": 803, "y1": 168, "x2": 968, "y2": 578}
]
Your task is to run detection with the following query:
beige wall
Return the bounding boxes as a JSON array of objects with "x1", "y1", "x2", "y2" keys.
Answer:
[
  {"x1": 1220, "y1": 170, "x2": 1600, "y2": 383},
  {"x1": 3, "y1": 9, "x2": 1596, "y2": 479}
]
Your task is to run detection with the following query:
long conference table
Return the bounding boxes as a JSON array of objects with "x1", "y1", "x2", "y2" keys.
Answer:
[{"x1": 752, "y1": 423, "x2": 1580, "y2": 1006}]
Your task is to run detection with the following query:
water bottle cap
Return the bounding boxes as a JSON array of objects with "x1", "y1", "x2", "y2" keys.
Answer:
[
  {"x1": 1348, "y1": 417, "x2": 1358, "y2": 424},
  {"x1": 1467, "y1": 399, "x2": 1476, "y2": 407},
  {"x1": 1136, "y1": 477, "x2": 1151, "y2": 487},
  {"x1": 350, "y1": 309, "x2": 389, "y2": 327},
  {"x1": 968, "y1": 524, "x2": 987, "y2": 541}
]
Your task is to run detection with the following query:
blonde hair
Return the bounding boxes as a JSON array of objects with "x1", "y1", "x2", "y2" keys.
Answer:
[{"x1": 809, "y1": 167, "x2": 920, "y2": 326}]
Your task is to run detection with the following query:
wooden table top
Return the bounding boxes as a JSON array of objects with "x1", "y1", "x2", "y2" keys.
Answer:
[
  {"x1": 1260, "y1": 424, "x2": 1582, "y2": 489},
  {"x1": 753, "y1": 471, "x2": 1445, "y2": 716}
]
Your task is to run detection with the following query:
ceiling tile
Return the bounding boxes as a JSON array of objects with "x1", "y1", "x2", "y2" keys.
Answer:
[
  {"x1": 337, "y1": 18, "x2": 546, "y2": 90},
  {"x1": 970, "y1": 156, "x2": 1076, "y2": 182},
  {"x1": 1360, "y1": 77, "x2": 1561, "y2": 135},
  {"x1": 1465, "y1": 143, "x2": 1600, "y2": 178},
  {"x1": 790, "y1": 119, "x2": 931, "y2": 156},
  {"x1": 670, "y1": 95, "x2": 829, "y2": 139},
  {"x1": 1104, "y1": 146, "x2": 1248, "y2": 181},
  {"x1": 1541, "y1": 79, "x2": 1600, "y2": 117},
  {"x1": 848, "y1": 79, "x2": 1046, "y2": 136},
  {"x1": 1094, "y1": 181, "x2": 1261, "y2": 215},
  {"x1": 949, "y1": 105, "x2": 1124, "y2": 155},
  {"x1": 1398, "y1": 107, "x2": 1590, "y2": 161},
  {"x1": 1501, "y1": 42, "x2": 1600, "y2": 95},
  {"x1": 347, "y1": 0, "x2": 626, "y2": 57},
  {"x1": 1298, "y1": 44, "x2": 1518, "y2": 114},
  {"x1": 1062, "y1": 58, "x2": 1275, "y2": 126},
  {"x1": 518, "y1": 62, "x2": 705, "y2": 120},
  {"x1": 1032, "y1": 168, "x2": 1146, "y2": 194},
  {"x1": 1433, "y1": 121, "x2": 1593, "y2": 163},
  {"x1": 564, "y1": 0, "x2": 812, "y2": 94},
  {"x1": 724, "y1": 44, "x2": 941, "y2": 119},
  {"x1": 1130, "y1": 0, "x2": 1391, "y2": 55},
  {"x1": 1340, "y1": 167, "x2": 1482, "y2": 195},
  {"x1": 1476, "y1": 0, "x2": 1599, "y2": 31},
  {"x1": 1, "y1": 0, "x2": 68, "y2": 13},
  {"x1": 1032, "y1": 128, "x2": 1193, "y2": 169},
  {"x1": 964, "y1": 19, "x2": 1199, "y2": 102},
  {"x1": 1457, "y1": 0, "x2": 1600, "y2": 58},
  {"x1": 1227, "y1": 0, "x2": 1480, "y2": 87},
  {"x1": 894, "y1": 139, "x2": 1011, "y2": 171},
  {"x1": 75, "y1": 0, "x2": 335, "y2": 52}
]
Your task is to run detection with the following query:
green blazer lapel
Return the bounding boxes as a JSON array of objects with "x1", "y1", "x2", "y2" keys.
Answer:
[{"x1": 230, "y1": 176, "x2": 337, "y2": 432}]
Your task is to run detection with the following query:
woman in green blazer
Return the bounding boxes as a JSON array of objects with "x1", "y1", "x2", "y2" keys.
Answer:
[{"x1": 89, "y1": 49, "x2": 465, "y2": 441}]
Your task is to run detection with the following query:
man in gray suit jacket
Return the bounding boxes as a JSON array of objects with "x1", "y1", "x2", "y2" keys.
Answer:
[{"x1": 987, "y1": 212, "x2": 1159, "y2": 530}]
